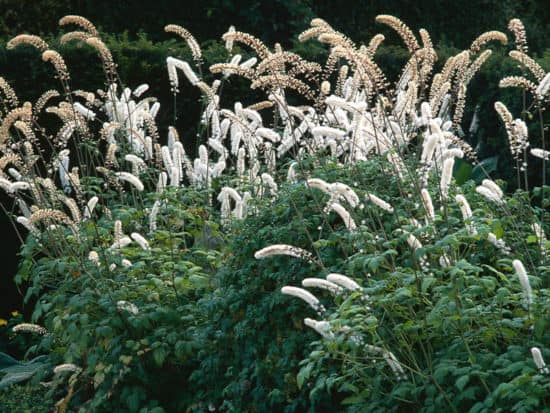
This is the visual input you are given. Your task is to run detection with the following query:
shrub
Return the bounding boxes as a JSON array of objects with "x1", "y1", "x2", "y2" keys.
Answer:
[{"x1": 0, "y1": 11, "x2": 548, "y2": 413}]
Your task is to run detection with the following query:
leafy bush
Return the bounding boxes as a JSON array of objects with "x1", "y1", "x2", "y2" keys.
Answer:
[
  {"x1": 0, "y1": 384, "x2": 54, "y2": 413},
  {"x1": 0, "y1": 11, "x2": 548, "y2": 413}
]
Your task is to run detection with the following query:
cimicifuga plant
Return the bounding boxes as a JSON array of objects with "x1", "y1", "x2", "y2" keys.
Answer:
[{"x1": 0, "y1": 12, "x2": 548, "y2": 413}]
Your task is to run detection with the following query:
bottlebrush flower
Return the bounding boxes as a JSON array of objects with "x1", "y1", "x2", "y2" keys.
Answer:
[
  {"x1": 12, "y1": 323, "x2": 47, "y2": 335},
  {"x1": 54, "y1": 363, "x2": 82, "y2": 374},
  {"x1": 455, "y1": 194, "x2": 477, "y2": 235},
  {"x1": 131, "y1": 232, "x2": 150, "y2": 250},
  {"x1": 327, "y1": 202, "x2": 356, "y2": 231},
  {"x1": 117, "y1": 300, "x2": 139, "y2": 315},
  {"x1": 326, "y1": 273, "x2": 361, "y2": 291},
  {"x1": 365, "y1": 193, "x2": 394, "y2": 213},
  {"x1": 254, "y1": 244, "x2": 314, "y2": 262},
  {"x1": 535, "y1": 72, "x2": 550, "y2": 98},
  {"x1": 440, "y1": 157, "x2": 454, "y2": 200},
  {"x1": 73, "y1": 102, "x2": 96, "y2": 120},
  {"x1": 531, "y1": 148, "x2": 550, "y2": 160},
  {"x1": 304, "y1": 318, "x2": 334, "y2": 339},
  {"x1": 281, "y1": 286, "x2": 325, "y2": 313},
  {"x1": 481, "y1": 179, "x2": 503, "y2": 198},
  {"x1": 420, "y1": 188, "x2": 434, "y2": 221},
  {"x1": 531, "y1": 347, "x2": 549, "y2": 374},
  {"x1": 476, "y1": 180, "x2": 503, "y2": 204},
  {"x1": 109, "y1": 236, "x2": 132, "y2": 250},
  {"x1": 115, "y1": 172, "x2": 144, "y2": 191},
  {"x1": 83, "y1": 196, "x2": 98, "y2": 220},
  {"x1": 302, "y1": 278, "x2": 344, "y2": 295},
  {"x1": 513, "y1": 259, "x2": 532, "y2": 304}
]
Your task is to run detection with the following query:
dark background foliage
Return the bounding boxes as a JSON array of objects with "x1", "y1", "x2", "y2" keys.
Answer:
[{"x1": 0, "y1": 0, "x2": 548, "y2": 331}]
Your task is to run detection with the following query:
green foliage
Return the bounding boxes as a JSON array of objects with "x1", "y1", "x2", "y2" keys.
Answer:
[
  {"x1": 0, "y1": 8, "x2": 549, "y2": 413},
  {"x1": 0, "y1": 352, "x2": 50, "y2": 389},
  {"x1": 0, "y1": 384, "x2": 54, "y2": 413}
]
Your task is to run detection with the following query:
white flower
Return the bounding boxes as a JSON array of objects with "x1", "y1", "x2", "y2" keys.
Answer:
[
  {"x1": 133, "y1": 83, "x2": 149, "y2": 97},
  {"x1": 54, "y1": 363, "x2": 82, "y2": 374},
  {"x1": 531, "y1": 148, "x2": 550, "y2": 160},
  {"x1": 16, "y1": 216, "x2": 38, "y2": 235},
  {"x1": 439, "y1": 255, "x2": 451, "y2": 267},
  {"x1": 73, "y1": 102, "x2": 96, "y2": 120},
  {"x1": 281, "y1": 286, "x2": 325, "y2": 313},
  {"x1": 487, "y1": 232, "x2": 510, "y2": 254},
  {"x1": 330, "y1": 183, "x2": 360, "y2": 208},
  {"x1": 531, "y1": 347, "x2": 549, "y2": 374},
  {"x1": 131, "y1": 232, "x2": 150, "y2": 251},
  {"x1": 125, "y1": 154, "x2": 146, "y2": 174},
  {"x1": 109, "y1": 236, "x2": 132, "y2": 250},
  {"x1": 420, "y1": 189, "x2": 434, "y2": 221},
  {"x1": 455, "y1": 194, "x2": 477, "y2": 235},
  {"x1": 12, "y1": 323, "x2": 47, "y2": 335},
  {"x1": 421, "y1": 133, "x2": 439, "y2": 164},
  {"x1": 254, "y1": 244, "x2": 313, "y2": 262},
  {"x1": 476, "y1": 185, "x2": 503, "y2": 204},
  {"x1": 326, "y1": 273, "x2": 361, "y2": 291},
  {"x1": 166, "y1": 57, "x2": 199, "y2": 88},
  {"x1": 115, "y1": 172, "x2": 144, "y2": 191},
  {"x1": 311, "y1": 126, "x2": 346, "y2": 140},
  {"x1": 327, "y1": 202, "x2": 356, "y2": 231},
  {"x1": 513, "y1": 259, "x2": 532, "y2": 304},
  {"x1": 440, "y1": 157, "x2": 455, "y2": 200},
  {"x1": 255, "y1": 128, "x2": 281, "y2": 143},
  {"x1": 88, "y1": 251, "x2": 100, "y2": 265},
  {"x1": 365, "y1": 193, "x2": 394, "y2": 213},
  {"x1": 407, "y1": 233, "x2": 422, "y2": 250},
  {"x1": 117, "y1": 300, "x2": 139, "y2": 315},
  {"x1": 304, "y1": 318, "x2": 334, "y2": 339},
  {"x1": 83, "y1": 196, "x2": 99, "y2": 220},
  {"x1": 535, "y1": 72, "x2": 550, "y2": 97},
  {"x1": 481, "y1": 179, "x2": 503, "y2": 199},
  {"x1": 225, "y1": 25, "x2": 235, "y2": 51},
  {"x1": 287, "y1": 162, "x2": 298, "y2": 183},
  {"x1": 302, "y1": 278, "x2": 343, "y2": 295}
]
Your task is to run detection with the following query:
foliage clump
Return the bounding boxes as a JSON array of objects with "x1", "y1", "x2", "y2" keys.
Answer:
[{"x1": 0, "y1": 11, "x2": 549, "y2": 413}]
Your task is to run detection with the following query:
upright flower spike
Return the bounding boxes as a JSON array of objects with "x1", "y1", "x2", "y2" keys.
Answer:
[
  {"x1": 455, "y1": 194, "x2": 477, "y2": 235},
  {"x1": 531, "y1": 347, "x2": 549, "y2": 374},
  {"x1": 513, "y1": 259, "x2": 532, "y2": 304}
]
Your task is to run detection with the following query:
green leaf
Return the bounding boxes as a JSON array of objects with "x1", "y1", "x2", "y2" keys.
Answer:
[
  {"x1": 0, "y1": 352, "x2": 22, "y2": 369},
  {"x1": 456, "y1": 375, "x2": 470, "y2": 391},
  {"x1": 153, "y1": 347, "x2": 166, "y2": 367},
  {"x1": 0, "y1": 355, "x2": 50, "y2": 389},
  {"x1": 421, "y1": 277, "x2": 436, "y2": 293},
  {"x1": 297, "y1": 362, "x2": 313, "y2": 389}
]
